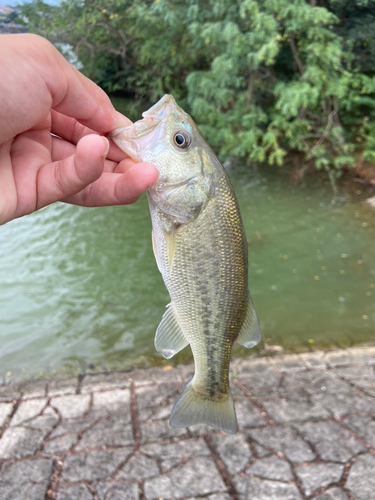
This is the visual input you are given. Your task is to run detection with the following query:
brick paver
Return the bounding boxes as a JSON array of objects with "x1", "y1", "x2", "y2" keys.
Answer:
[{"x1": 0, "y1": 346, "x2": 374, "y2": 500}]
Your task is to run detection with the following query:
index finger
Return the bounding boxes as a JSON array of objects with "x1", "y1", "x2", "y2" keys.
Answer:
[
  {"x1": 51, "y1": 110, "x2": 130, "y2": 163},
  {"x1": 0, "y1": 34, "x2": 130, "y2": 143},
  {"x1": 30, "y1": 35, "x2": 131, "y2": 132}
]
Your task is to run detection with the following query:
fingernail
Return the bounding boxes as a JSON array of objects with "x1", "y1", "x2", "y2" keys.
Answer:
[
  {"x1": 101, "y1": 136, "x2": 110, "y2": 158},
  {"x1": 116, "y1": 112, "x2": 132, "y2": 127}
]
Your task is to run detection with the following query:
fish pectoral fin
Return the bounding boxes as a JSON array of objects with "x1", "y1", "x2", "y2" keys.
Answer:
[
  {"x1": 152, "y1": 228, "x2": 176, "y2": 272},
  {"x1": 164, "y1": 228, "x2": 176, "y2": 269},
  {"x1": 236, "y1": 296, "x2": 262, "y2": 348},
  {"x1": 155, "y1": 303, "x2": 188, "y2": 359},
  {"x1": 151, "y1": 230, "x2": 162, "y2": 273}
]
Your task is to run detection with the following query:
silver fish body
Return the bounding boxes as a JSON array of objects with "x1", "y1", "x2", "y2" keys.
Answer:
[{"x1": 110, "y1": 95, "x2": 261, "y2": 433}]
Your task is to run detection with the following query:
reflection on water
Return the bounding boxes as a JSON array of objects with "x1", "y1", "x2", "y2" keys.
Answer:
[{"x1": 0, "y1": 167, "x2": 374, "y2": 381}]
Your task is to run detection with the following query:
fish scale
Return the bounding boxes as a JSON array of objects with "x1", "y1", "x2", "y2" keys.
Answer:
[{"x1": 110, "y1": 94, "x2": 261, "y2": 433}]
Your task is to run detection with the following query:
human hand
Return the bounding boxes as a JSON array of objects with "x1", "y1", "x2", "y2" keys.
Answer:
[{"x1": 0, "y1": 34, "x2": 158, "y2": 225}]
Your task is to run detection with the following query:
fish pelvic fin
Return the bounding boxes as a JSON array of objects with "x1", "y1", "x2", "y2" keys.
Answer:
[
  {"x1": 236, "y1": 295, "x2": 262, "y2": 349},
  {"x1": 169, "y1": 381, "x2": 237, "y2": 434},
  {"x1": 155, "y1": 302, "x2": 189, "y2": 359}
]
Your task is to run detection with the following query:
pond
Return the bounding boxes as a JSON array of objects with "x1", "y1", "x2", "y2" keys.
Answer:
[{"x1": 0, "y1": 124, "x2": 374, "y2": 383}]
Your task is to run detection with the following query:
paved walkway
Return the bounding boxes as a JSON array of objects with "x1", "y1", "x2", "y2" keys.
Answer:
[{"x1": 0, "y1": 347, "x2": 375, "y2": 500}]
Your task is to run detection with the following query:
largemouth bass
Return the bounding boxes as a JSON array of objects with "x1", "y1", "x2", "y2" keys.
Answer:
[{"x1": 110, "y1": 95, "x2": 261, "y2": 434}]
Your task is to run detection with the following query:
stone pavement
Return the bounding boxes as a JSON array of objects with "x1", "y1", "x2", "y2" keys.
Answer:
[{"x1": 0, "y1": 346, "x2": 375, "y2": 500}]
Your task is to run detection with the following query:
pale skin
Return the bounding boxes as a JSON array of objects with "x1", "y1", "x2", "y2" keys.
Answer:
[{"x1": 0, "y1": 33, "x2": 159, "y2": 225}]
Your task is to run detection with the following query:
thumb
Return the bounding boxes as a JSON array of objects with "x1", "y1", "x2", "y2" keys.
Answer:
[{"x1": 36, "y1": 134, "x2": 109, "y2": 209}]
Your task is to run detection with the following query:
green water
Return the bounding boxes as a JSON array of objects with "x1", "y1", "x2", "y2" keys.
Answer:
[{"x1": 0, "y1": 166, "x2": 374, "y2": 382}]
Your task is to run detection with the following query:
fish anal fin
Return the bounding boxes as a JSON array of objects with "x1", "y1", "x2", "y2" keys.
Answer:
[
  {"x1": 155, "y1": 303, "x2": 188, "y2": 359},
  {"x1": 236, "y1": 296, "x2": 262, "y2": 348},
  {"x1": 170, "y1": 381, "x2": 237, "y2": 434}
]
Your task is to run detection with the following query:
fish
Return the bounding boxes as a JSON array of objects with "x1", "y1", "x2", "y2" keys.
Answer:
[{"x1": 110, "y1": 95, "x2": 261, "y2": 434}]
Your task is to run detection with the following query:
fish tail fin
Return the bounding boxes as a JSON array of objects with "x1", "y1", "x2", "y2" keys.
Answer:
[{"x1": 169, "y1": 381, "x2": 237, "y2": 434}]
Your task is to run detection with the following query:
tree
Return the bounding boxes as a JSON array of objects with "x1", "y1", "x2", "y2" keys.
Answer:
[
  {"x1": 19, "y1": 0, "x2": 375, "y2": 180},
  {"x1": 329, "y1": 0, "x2": 375, "y2": 75}
]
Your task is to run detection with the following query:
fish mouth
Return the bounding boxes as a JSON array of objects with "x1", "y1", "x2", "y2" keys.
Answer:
[
  {"x1": 142, "y1": 94, "x2": 176, "y2": 119},
  {"x1": 110, "y1": 116, "x2": 162, "y2": 161},
  {"x1": 110, "y1": 95, "x2": 178, "y2": 161}
]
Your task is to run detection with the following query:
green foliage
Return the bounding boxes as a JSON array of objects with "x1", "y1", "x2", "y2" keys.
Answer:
[
  {"x1": 19, "y1": 0, "x2": 375, "y2": 177},
  {"x1": 329, "y1": 0, "x2": 375, "y2": 75}
]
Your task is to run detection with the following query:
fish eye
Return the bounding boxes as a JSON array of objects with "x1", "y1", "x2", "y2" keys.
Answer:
[{"x1": 173, "y1": 131, "x2": 191, "y2": 149}]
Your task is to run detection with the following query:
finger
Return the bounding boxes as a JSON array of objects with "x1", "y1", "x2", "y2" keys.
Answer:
[
  {"x1": 51, "y1": 110, "x2": 131, "y2": 163},
  {"x1": 0, "y1": 35, "x2": 131, "y2": 144},
  {"x1": 36, "y1": 134, "x2": 109, "y2": 209},
  {"x1": 51, "y1": 109, "x2": 95, "y2": 143},
  {"x1": 114, "y1": 163, "x2": 159, "y2": 203},
  {"x1": 114, "y1": 157, "x2": 139, "y2": 173},
  {"x1": 0, "y1": 141, "x2": 17, "y2": 224},
  {"x1": 35, "y1": 37, "x2": 131, "y2": 131},
  {"x1": 51, "y1": 67, "x2": 131, "y2": 132},
  {"x1": 63, "y1": 162, "x2": 159, "y2": 207},
  {"x1": 51, "y1": 135, "x2": 136, "y2": 173}
]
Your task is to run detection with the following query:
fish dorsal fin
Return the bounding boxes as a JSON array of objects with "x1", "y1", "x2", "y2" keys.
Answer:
[
  {"x1": 236, "y1": 297, "x2": 262, "y2": 348},
  {"x1": 155, "y1": 303, "x2": 189, "y2": 359}
]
